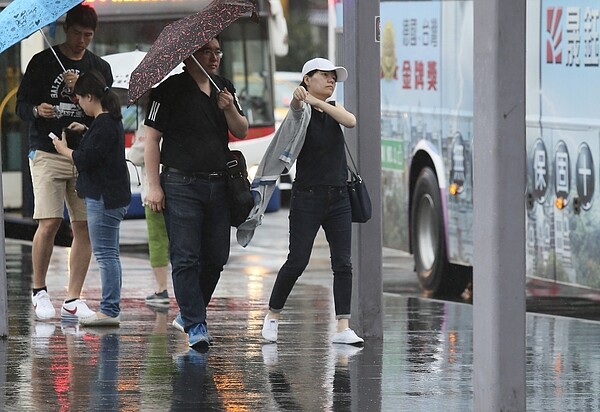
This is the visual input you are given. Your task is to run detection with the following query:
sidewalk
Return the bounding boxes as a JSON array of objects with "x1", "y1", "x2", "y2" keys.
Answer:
[{"x1": 1, "y1": 209, "x2": 599, "y2": 411}]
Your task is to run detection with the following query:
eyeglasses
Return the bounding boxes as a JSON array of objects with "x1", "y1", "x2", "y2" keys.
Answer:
[{"x1": 199, "y1": 48, "x2": 224, "y2": 59}]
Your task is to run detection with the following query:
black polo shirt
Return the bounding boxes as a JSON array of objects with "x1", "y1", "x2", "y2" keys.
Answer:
[{"x1": 145, "y1": 70, "x2": 244, "y2": 172}]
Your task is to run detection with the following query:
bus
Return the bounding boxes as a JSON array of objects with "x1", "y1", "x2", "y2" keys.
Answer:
[
  {"x1": 380, "y1": 0, "x2": 600, "y2": 296},
  {"x1": 0, "y1": 0, "x2": 287, "y2": 219}
]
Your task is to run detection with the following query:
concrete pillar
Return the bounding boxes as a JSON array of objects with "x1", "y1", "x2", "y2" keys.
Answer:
[
  {"x1": 343, "y1": 0, "x2": 383, "y2": 339},
  {"x1": 473, "y1": 0, "x2": 526, "y2": 409},
  {"x1": 0, "y1": 158, "x2": 8, "y2": 337}
]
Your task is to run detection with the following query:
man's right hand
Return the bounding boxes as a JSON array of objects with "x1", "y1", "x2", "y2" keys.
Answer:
[
  {"x1": 145, "y1": 186, "x2": 166, "y2": 212},
  {"x1": 36, "y1": 103, "x2": 56, "y2": 118}
]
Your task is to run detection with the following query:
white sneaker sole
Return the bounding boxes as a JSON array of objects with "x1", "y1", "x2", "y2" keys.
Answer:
[
  {"x1": 79, "y1": 314, "x2": 120, "y2": 326},
  {"x1": 33, "y1": 308, "x2": 56, "y2": 321}
]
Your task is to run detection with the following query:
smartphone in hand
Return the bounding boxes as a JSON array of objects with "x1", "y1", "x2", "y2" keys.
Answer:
[{"x1": 48, "y1": 132, "x2": 60, "y2": 140}]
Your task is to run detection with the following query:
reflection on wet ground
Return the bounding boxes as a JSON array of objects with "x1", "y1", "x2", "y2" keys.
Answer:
[
  {"x1": 1, "y1": 212, "x2": 600, "y2": 410},
  {"x1": 4, "y1": 284, "x2": 600, "y2": 410}
]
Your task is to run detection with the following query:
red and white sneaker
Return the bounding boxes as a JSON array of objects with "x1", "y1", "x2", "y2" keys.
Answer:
[
  {"x1": 32, "y1": 290, "x2": 56, "y2": 320},
  {"x1": 61, "y1": 299, "x2": 95, "y2": 321}
]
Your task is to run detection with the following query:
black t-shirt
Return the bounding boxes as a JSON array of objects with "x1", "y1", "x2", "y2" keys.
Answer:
[
  {"x1": 144, "y1": 70, "x2": 244, "y2": 172},
  {"x1": 15, "y1": 47, "x2": 113, "y2": 153},
  {"x1": 295, "y1": 103, "x2": 348, "y2": 187}
]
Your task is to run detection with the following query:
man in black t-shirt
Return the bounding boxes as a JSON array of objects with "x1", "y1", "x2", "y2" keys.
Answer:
[
  {"x1": 16, "y1": 4, "x2": 113, "y2": 322},
  {"x1": 144, "y1": 37, "x2": 248, "y2": 350}
]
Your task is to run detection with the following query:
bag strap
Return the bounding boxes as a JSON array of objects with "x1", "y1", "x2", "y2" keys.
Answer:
[
  {"x1": 344, "y1": 139, "x2": 359, "y2": 175},
  {"x1": 125, "y1": 159, "x2": 141, "y2": 187}
]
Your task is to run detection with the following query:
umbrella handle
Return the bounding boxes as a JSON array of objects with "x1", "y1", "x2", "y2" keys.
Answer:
[
  {"x1": 39, "y1": 30, "x2": 67, "y2": 73},
  {"x1": 190, "y1": 55, "x2": 222, "y2": 93}
]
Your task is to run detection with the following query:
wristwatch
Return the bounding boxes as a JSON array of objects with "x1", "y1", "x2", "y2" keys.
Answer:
[{"x1": 32, "y1": 105, "x2": 39, "y2": 118}]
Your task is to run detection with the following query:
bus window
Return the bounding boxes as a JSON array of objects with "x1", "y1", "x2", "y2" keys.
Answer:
[{"x1": 221, "y1": 20, "x2": 275, "y2": 128}]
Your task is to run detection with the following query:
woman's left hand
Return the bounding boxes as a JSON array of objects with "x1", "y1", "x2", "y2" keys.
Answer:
[{"x1": 52, "y1": 132, "x2": 68, "y2": 154}]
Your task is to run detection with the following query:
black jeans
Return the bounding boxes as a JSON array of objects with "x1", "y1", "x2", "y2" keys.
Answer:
[
  {"x1": 269, "y1": 184, "x2": 353, "y2": 318},
  {"x1": 161, "y1": 171, "x2": 230, "y2": 331}
]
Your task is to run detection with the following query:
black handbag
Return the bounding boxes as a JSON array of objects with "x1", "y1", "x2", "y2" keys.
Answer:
[
  {"x1": 345, "y1": 141, "x2": 372, "y2": 223},
  {"x1": 226, "y1": 149, "x2": 254, "y2": 227}
]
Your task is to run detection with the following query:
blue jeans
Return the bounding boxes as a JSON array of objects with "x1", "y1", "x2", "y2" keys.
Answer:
[
  {"x1": 161, "y1": 171, "x2": 230, "y2": 332},
  {"x1": 86, "y1": 197, "x2": 127, "y2": 317},
  {"x1": 269, "y1": 184, "x2": 353, "y2": 318}
]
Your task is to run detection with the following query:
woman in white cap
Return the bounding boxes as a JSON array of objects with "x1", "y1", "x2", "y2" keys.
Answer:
[{"x1": 261, "y1": 57, "x2": 363, "y2": 345}]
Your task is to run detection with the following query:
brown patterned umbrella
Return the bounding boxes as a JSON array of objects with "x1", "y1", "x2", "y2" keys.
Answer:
[{"x1": 127, "y1": 0, "x2": 256, "y2": 104}]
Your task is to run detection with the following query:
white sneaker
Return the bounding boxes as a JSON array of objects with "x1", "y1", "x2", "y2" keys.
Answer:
[
  {"x1": 331, "y1": 328, "x2": 364, "y2": 345},
  {"x1": 261, "y1": 314, "x2": 279, "y2": 342},
  {"x1": 61, "y1": 299, "x2": 95, "y2": 320},
  {"x1": 32, "y1": 290, "x2": 56, "y2": 320}
]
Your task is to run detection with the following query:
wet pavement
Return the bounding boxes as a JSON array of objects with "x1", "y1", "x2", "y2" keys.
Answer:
[{"x1": 2, "y1": 209, "x2": 600, "y2": 411}]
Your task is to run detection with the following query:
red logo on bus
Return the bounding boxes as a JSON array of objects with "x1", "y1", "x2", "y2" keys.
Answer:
[{"x1": 546, "y1": 7, "x2": 563, "y2": 64}]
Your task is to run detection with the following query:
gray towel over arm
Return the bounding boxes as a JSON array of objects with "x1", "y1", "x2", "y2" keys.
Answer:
[{"x1": 236, "y1": 103, "x2": 312, "y2": 247}]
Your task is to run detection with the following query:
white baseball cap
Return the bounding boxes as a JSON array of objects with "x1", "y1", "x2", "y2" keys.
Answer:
[{"x1": 301, "y1": 58, "x2": 348, "y2": 82}]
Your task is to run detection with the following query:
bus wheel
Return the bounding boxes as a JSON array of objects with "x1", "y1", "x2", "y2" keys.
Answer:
[{"x1": 411, "y1": 167, "x2": 451, "y2": 296}]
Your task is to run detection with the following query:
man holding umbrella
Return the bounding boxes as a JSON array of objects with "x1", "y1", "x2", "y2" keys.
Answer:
[
  {"x1": 144, "y1": 37, "x2": 248, "y2": 350},
  {"x1": 16, "y1": 4, "x2": 113, "y2": 321}
]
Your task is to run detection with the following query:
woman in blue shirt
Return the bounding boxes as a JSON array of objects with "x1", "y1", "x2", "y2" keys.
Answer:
[{"x1": 53, "y1": 69, "x2": 130, "y2": 326}]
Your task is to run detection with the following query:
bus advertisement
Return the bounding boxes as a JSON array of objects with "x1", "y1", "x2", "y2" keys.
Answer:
[
  {"x1": 380, "y1": 0, "x2": 600, "y2": 296},
  {"x1": 0, "y1": 0, "x2": 287, "y2": 219}
]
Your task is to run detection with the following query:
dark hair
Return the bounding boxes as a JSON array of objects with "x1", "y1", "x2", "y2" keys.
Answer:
[
  {"x1": 300, "y1": 69, "x2": 318, "y2": 88},
  {"x1": 73, "y1": 70, "x2": 122, "y2": 120},
  {"x1": 65, "y1": 4, "x2": 98, "y2": 31}
]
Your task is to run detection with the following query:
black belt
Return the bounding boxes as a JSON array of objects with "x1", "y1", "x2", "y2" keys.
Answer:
[{"x1": 162, "y1": 167, "x2": 227, "y2": 179}]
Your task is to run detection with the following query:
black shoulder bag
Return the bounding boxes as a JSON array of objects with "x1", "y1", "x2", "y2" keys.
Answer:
[
  {"x1": 226, "y1": 149, "x2": 254, "y2": 227},
  {"x1": 345, "y1": 141, "x2": 372, "y2": 223}
]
